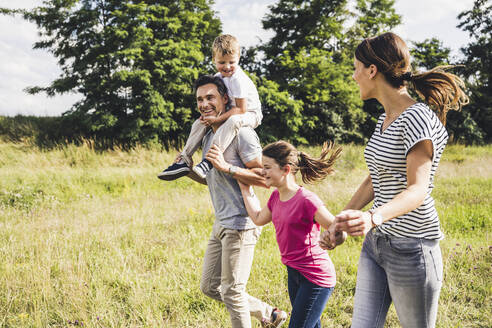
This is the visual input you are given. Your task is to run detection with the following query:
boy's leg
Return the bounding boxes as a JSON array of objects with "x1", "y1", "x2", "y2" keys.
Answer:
[
  {"x1": 181, "y1": 119, "x2": 208, "y2": 166},
  {"x1": 193, "y1": 112, "x2": 259, "y2": 179},
  {"x1": 212, "y1": 112, "x2": 259, "y2": 151},
  {"x1": 220, "y1": 227, "x2": 279, "y2": 328},
  {"x1": 158, "y1": 119, "x2": 207, "y2": 180}
]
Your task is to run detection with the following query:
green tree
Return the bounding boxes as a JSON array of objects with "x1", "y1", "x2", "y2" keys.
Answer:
[
  {"x1": 457, "y1": 0, "x2": 491, "y2": 142},
  {"x1": 252, "y1": 75, "x2": 305, "y2": 144},
  {"x1": 344, "y1": 0, "x2": 401, "y2": 52},
  {"x1": 411, "y1": 38, "x2": 451, "y2": 70},
  {"x1": 409, "y1": 38, "x2": 483, "y2": 144},
  {"x1": 1, "y1": 0, "x2": 221, "y2": 148},
  {"x1": 259, "y1": 0, "x2": 366, "y2": 144},
  {"x1": 259, "y1": 0, "x2": 403, "y2": 144},
  {"x1": 346, "y1": 0, "x2": 402, "y2": 140}
]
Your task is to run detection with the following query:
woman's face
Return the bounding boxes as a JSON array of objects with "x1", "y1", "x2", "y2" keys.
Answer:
[{"x1": 352, "y1": 57, "x2": 375, "y2": 100}]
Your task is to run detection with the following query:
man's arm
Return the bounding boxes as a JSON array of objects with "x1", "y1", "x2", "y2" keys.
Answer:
[{"x1": 205, "y1": 145, "x2": 267, "y2": 188}]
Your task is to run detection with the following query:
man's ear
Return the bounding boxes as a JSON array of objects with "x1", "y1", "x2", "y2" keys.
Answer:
[{"x1": 369, "y1": 64, "x2": 378, "y2": 79}]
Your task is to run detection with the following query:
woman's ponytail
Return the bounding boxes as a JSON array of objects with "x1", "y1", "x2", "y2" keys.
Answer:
[{"x1": 409, "y1": 65, "x2": 469, "y2": 125}]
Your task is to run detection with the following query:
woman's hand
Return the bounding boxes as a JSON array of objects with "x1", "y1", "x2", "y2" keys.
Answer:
[{"x1": 335, "y1": 210, "x2": 373, "y2": 237}]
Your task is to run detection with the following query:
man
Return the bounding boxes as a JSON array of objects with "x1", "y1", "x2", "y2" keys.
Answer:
[{"x1": 186, "y1": 75, "x2": 287, "y2": 328}]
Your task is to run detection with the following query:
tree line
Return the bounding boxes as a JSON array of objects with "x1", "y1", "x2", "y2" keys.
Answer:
[{"x1": 1, "y1": 0, "x2": 490, "y2": 148}]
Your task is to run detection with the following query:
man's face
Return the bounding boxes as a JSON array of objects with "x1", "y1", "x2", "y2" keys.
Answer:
[{"x1": 196, "y1": 83, "x2": 228, "y2": 118}]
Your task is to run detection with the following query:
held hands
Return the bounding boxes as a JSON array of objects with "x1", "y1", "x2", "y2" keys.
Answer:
[
  {"x1": 200, "y1": 115, "x2": 217, "y2": 127},
  {"x1": 319, "y1": 224, "x2": 347, "y2": 250},
  {"x1": 335, "y1": 210, "x2": 373, "y2": 237},
  {"x1": 205, "y1": 145, "x2": 228, "y2": 172}
]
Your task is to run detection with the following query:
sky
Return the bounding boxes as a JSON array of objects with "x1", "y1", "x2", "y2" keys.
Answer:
[{"x1": 0, "y1": 0, "x2": 475, "y2": 116}]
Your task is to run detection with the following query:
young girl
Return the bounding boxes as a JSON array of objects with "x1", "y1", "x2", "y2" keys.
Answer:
[
  {"x1": 238, "y1": 140, "x2": 345, "y2": 328},
  {"x1": 322, "y1": 32, "x2": 469, "y2": 328}
]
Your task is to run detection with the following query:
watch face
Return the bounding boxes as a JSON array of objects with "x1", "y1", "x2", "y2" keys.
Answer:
[{"x1": 372, "y1": 213, "x2": 383, "y2": 225}]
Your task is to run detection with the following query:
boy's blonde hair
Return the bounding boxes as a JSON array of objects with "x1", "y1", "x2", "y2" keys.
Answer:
[{"x1": 212, "y1": 34, "x2": 240, "y2": 59}]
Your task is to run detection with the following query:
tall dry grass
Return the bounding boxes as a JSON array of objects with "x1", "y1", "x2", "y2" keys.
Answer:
[{"x1": 0, "y1": 142, "x2": 490, "y2": 327}]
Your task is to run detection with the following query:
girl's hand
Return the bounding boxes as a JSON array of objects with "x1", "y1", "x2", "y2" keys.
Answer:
[
  {"x1": 335, "y1": 210, "x2": 373, "y2": 236},
  {"x1": 319, "y1": 227, "x2": 336, "y2": 250},
  {"x1": 335, "y1": 230, "x2": 347, "y2": 246},
  {"x1": 237, "y1": 180, "x2": 251, "y2": 191}
]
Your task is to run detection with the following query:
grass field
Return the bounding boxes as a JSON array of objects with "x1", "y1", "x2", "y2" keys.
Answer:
[{"x1": 0, "y1": 141, "x2": 490, "y2": 327}]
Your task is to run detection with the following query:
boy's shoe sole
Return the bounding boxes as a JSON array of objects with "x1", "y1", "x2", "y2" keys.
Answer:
[{"x1": 157, "y1": 166, "x2": 190, "y2": 181}]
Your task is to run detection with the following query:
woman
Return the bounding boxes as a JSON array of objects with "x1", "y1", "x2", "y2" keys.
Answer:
[{"x1": 320, "y1": 32, "x2": 468, "y2": 328}]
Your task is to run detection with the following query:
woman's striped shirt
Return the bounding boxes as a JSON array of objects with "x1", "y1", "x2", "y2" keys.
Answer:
[{"x1": 364, "y1": 103, "x2": 448, "y2": 239}]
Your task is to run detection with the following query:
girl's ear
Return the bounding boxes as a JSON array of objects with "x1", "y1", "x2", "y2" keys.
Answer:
[{"x1": 283, "y1": 164, "x2": 291, "y2": 176}]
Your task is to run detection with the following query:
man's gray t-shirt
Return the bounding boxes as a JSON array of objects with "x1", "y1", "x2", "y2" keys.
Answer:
[{"x1": 202, "y1": 127, "x2": 261, "y2": 230}]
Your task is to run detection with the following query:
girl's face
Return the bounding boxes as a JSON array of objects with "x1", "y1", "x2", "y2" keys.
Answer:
[
  {"x1": 352, "y1": 57, "x2": 375, "y2": 100},
  {"x1": 262, "y1": 156, "x2": 287, "y2": 188}
]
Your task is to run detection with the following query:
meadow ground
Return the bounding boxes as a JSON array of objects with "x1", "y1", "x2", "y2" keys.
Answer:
[{"x1": 0, "y1": 141, "x2": 490, "y2": 327}]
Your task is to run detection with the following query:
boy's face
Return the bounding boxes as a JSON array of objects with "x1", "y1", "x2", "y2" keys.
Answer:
[{"x1": 214, "y1": 52, "x2": 240, "y2": 78}]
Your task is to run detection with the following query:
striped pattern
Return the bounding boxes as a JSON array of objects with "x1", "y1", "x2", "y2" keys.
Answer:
[{"x1": 364, "y1": 103, "x2": 448, "y2": 239}]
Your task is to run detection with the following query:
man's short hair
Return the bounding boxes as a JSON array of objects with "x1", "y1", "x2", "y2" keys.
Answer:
[
  {"x1": 193, "y1": 75, "x2": 228, "y2": 98},
  {"x1": 212, "y1": 34, "x2": 240, "y2": 58}
]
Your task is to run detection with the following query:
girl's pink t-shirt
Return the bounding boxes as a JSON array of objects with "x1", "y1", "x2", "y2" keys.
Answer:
[{"x1": 267, "y1": 187, "x2": 336, "y2": 288}]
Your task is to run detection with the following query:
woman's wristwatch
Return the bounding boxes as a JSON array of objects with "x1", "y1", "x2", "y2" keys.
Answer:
[{"x1": 369, "y1": 209, "x2": 383, "y2": 227}]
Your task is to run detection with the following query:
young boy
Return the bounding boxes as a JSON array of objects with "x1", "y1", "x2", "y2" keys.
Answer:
[{"x1": 158, "y1": 34, "x2": 262, "y2": 180}]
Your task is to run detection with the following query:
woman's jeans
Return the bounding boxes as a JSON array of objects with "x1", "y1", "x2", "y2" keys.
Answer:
[
  {"x1": 287, "y1": 266, "x2": 334, "y2": 328},
  {"x1": 351, "y1": 229, "x2": 443, "y2": 328}
]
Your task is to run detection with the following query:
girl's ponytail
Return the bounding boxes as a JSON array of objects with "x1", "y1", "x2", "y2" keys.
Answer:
[
  {"x1": 298, "y1": 142, "x2": 342, "y2": 184},
  {"x1": 263, "y1": 140, "x2": 342, "y2": 184}
]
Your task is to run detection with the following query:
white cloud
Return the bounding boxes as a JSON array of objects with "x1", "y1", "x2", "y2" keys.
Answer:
[
  {"x1": 393, "y1": 0, "x2": 475, "y2": 58},
  {"x1": 212, "y1": 0, "x2": 276, "y2": 48},
  {"x1": 0, "y1": 1, "x2": 81, "y2": 116}
]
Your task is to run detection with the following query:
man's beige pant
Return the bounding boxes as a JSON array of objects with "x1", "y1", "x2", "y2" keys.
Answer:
[{"x1": 200, "y1": 220, "x2": 273, "y2": 328}]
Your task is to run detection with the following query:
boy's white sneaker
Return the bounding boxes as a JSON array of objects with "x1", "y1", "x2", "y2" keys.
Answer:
[{"x1": 193, "y1": 159, "x2": 213, "y2": 179}]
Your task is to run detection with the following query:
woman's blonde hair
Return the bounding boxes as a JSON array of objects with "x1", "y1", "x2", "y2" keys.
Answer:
[
  {"x1": 262, "y1": 140, "x2": 342, "y2": 184},
  {"x1": 355, "y1": 32, "x2": 469, "y2": 124}
]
